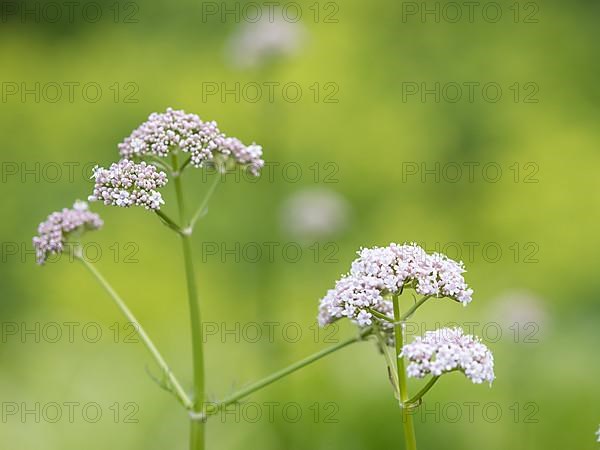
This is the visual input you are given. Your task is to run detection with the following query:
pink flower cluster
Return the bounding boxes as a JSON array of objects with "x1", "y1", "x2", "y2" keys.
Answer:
[
  {"x1": 401, "y1": 327, "x2": 495, "y2": 385},
  {"x1": 33, "y1": 201, "x2": 103, "y2": 265},
  {"x1": 118, "y1": 108, "x2": 264, "y2": 175},
  {"x1": 89, "y1": 160, "x2": 167, "y2": 210},
  {"x1": 318, "y1": 243, "x2": 473, "y2": 328}
]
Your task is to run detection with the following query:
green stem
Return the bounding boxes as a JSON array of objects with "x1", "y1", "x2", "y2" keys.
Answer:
[
  {"x1": 406, "y1": 376, "x2": 440, "y2": 407},
  {"x1": 76, "y1": 255, "x2": 193, "y2": 410},
  {"x1": 179, "y1": 155, "x2": 192, "y2": 173},
  {"x1": 373, "y1": 325, "x2": 399, "y2": 393},
  {"x1": 155, "y1": 209, "x2": 184, "y2": 235},
  {"x1": 367, "y1": 307, "x2": 395, "y2": 323},
  {"x1": 399, "y1": 295, "x2": 432, "y2": 323},
  {"x1": 207, "y1": 327, "x2": 373, "y2": 416},
  {"x1": 172, "y1": 153, "x2": 206, "y2": 450},
  {"x1": 147, "y1": 155, "x2": 174, "y2": 175},
  {"x1": 190, "y1": 172, "x2": 221, "y2": 229},
  {"x1": 393, "y1": 294, "x2": 417, "y2": 450}
]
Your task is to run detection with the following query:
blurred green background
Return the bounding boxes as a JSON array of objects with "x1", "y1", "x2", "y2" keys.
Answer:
[{"x1": 1, "y1": 0, "x2": 599, "y2": 449}]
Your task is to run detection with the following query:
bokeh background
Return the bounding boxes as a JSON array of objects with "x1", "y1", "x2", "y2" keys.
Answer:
[{"x1": 1, "y1": 0, "x2": 599, "y2": 449}]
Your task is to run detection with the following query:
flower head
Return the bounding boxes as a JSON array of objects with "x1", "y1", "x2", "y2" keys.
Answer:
[
  {"x1": 318, "y1": 243, "x2": 473, "y2": 328},
  {"x1": 218, "y1": 136, "x2": 264, "y2": 176},
  {"x1": 118, "y1": 108, "x2": 264, "y2": 175},
  {"x1": 33, "y1": 201, "x2": 103, "y2": 265},
  {"x1": 118, "y1": 108, "x2": 223, "y2": 166},
  {"x1": 401, "y1": 327, "x2": 495, "y2": 385},
  {"x1": 596, "y1": 425, "x2": 600, "y2": 443},
  {"x1": 226, "y1": 12, "x2": 306, "y2": 68},
  {"x1": 89, "y1": 159, "x2": 167, "y2": 210}
]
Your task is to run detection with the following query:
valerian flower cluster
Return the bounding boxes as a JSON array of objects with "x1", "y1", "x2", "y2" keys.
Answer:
[
  {"x1": 317, "y1": 242, "x2": 494, "y2": 390},
  {"x1": 87, "y1": 108, "x2": 263, "y2": 212},
  {"x1": 34, "y1": 107, "x2": 265, "y2": 263},
  {"x1": 401, "y1": 327, "x2": 495, "y2": 384},
  {"x1": 89, "y1": 160, "x2": 167, "y2": 210},
  {"x1": 33, "y1": 201, "x2": 103, "y2": 264},
  {"x1": 317, "y1": 243, "x2": 473, "y2": 329},
  {"x1": 117, "y1": 108, "x2": 264, "y2": 174}
]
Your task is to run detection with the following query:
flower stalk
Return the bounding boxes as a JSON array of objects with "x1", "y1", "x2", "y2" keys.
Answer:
[
  {"x1": 406, "y1": 375, "x2": 440, "y2": 407},
  {"x1": 172, "y1": 152, "x2": 206, "y2": 450},
  {"x1": 190, "y1": 171, "x2": 221, "y2": 229},
  {"x1": 75, "y1": 252, "x2": 193, "y2": 410},
  {"x1": 206, "y1": 327, "x2": 373, "y2": 416},
  {"x1": 155, "y1": 210, "x2": 184, "y2": 235},
  {"x1": 393, "y1": 294, "x2": 418, "y2": 450}
]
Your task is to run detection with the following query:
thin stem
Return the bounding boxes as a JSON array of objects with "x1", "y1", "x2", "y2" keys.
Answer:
[
  {"x1": 76, "y1": 255, "x2": 193, "y2": 410},
  {"x1": 367, "y1": 307, "x2": 395, "y2": 323},
  {"x1": 171, "y1": 153, "x2": 206, "y2": 450},
  {"x1": 393, "y1": 294, "x2": 417, "y2": 450},
  {"x1": 399, "y1": 295, "x2": 432, "y2": 323},
  {"x1": 368, "y1": 295, "x2": 431, "y2": 326},
  {"x1": 207, "y1": 327, "x2": 373, "y2": 416},
  {"x1": 373, "y1": 325, "x2": 399, "y2": 394},
  {"x1": 147, "y1": 155, "x2": 174, "y2": 175},
  {"x1": 155, "y1": 210, "x2": 184, "y2": 235},
  {"x1": 406, "y1": 376, "x2": 440, "y2": 407},
  {"x1": 179, "y1": 155, "x2": 192, "y2": 173},
  {"x1": 190, "y1": 172, "x2": 221, "y2": 229}
]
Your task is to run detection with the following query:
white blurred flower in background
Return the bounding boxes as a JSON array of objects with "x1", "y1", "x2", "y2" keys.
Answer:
[
  {"x1": 487, "y1": 289, "x2": 550, "y2": 335},
  {"x1": 279, "y1": 187, "x2": 351, "y2": 242},
  {"x1": 226, "y1": 11, "x2": 307, "y2": 69}
]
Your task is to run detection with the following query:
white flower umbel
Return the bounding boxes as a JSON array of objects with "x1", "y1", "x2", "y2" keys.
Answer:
[
  {"x1": 317, "y1": 243, "x2": 473, "y2": 329},
  {"x1": 33, "y1": 201, "x2": 103, "y2": 265},
  {"x1": 89, "y1": 159, "x2": 168, "y2": 210},
  {"x1": 401, "y1": 327, "x2": 495, "y2": 385},
  {"x1": 596, "y1": 425, "x2": 600, "y2": 442},
  {"x1": 117, "y1": 108, "x2": 265, "y2": 175},
  {"x1": 118, "y1": 108, "x2": 223, "y2": 166}
]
